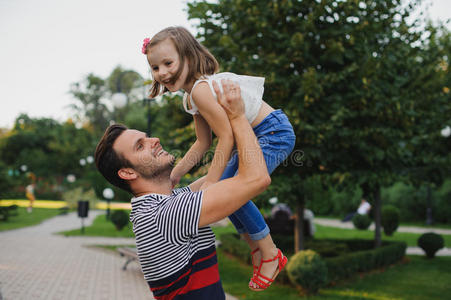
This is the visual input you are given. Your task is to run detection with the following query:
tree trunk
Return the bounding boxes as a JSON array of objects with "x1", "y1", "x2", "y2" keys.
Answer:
[
  {"x1": 426, "y1": 184, "x2": 433, "y2": 225},
  {"x1": 294, "y1": 198, "x2": 305, "y2": 253},
  {"x1": 374, "y1": 186, "x2": 382, "y2": 248}
]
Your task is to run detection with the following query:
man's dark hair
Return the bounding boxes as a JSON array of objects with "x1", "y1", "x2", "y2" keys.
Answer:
[{"x1": 94, "y1": 124, "x2": 133, "y2": 193}]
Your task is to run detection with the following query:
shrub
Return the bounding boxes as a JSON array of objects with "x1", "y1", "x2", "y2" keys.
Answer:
[
  {"x1": 287, "y1": 250, "x2": 328, "y2": 294},
  {"x1": 110, "y1": 210, "x2": 129, "y2": 231},
  {"x1": 305, "y1": 240, "x2": 349, "y2": 258},
  {"x1": 417, "y1": 232, "x2": 444, "y2": 258},
  {"x1": 381, "y1": 205, "x2": 400, "y2": 236},
  {"x1": 62, "y1": 187, "x2": 99, "y2": 210},
  {"x1": 325, "y1": 241, "x2": 406, "y2": 283},
  {"x1": 352, "y1": 214, "x2": 371, "y2": 230}
]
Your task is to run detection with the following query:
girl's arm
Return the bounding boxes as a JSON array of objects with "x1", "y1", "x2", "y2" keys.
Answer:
[
  {"x1": 170, "y1": 113, "x2": 212, "y2": 187},
  {"x1": 191, "y1": 82, "x2": 234, "y2": 188}
]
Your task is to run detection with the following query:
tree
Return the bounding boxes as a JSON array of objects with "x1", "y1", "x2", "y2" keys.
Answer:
[{"x1": 187, "y1": 0, "x2": 449, "y2": 250}]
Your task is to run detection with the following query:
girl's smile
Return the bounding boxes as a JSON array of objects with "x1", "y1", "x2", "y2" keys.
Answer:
[{"x1": 147, "y1": 38, "x2": 192, "y2": 93}]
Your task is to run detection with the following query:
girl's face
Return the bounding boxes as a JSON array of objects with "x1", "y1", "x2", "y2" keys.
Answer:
[{"x1": 147, "y1": 38, "x2": 191, "y2": 93}]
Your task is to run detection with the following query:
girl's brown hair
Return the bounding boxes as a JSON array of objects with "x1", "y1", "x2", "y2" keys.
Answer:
[{"x1": 145, "y1": 26, "x2": 219, "y2": 97}]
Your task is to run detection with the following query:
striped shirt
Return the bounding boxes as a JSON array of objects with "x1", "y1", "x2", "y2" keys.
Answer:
[{"x1": 130, "y1": 186, "x2": 225, "y2": 300}]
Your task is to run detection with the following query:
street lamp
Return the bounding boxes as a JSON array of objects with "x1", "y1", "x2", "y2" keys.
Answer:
[
  {"x1": 143, "y1": 97, "x2": 154, "y2": 137},
  {"x1": 441, "y1": 126, "x2": 451, "y2": 138},
  {"x1": 102, "y1": 187, "x2": 114, "y2": 220}
]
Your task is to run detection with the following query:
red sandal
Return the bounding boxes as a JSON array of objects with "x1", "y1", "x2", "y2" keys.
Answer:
[
  {"x1": 250, "y1": 248, "x2": 260, "y2": 276},
  {"x1": 249, "y1": 248, "x2": 288, "y2": 291}
]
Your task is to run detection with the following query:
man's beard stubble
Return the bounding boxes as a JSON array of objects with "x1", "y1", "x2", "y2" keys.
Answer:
[{"x1": 134, "y1": 155, "x2": 176, "y2": 181}]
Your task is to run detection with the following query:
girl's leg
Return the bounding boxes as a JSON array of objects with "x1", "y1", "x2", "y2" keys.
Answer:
[
  {"x1": 235, "y1": 110, "x2": 296, "y2": 288},
  {"x1": 221, "y1": 110, "x2": 296, "y2": 289}
]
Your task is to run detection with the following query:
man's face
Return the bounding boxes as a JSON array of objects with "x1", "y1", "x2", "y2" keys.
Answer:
[{"x1": 113, "y1": 129, "x2": 175, "y2": 179}]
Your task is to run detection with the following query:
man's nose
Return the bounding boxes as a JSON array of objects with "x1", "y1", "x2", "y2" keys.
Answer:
[{"x1": 148, "y1": 137, "x2": 160, "y2": 147}]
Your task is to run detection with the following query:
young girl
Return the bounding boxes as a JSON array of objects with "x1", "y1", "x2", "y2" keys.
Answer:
[{"x1": 142, "y1": 26, "x2": 296, "y2": 291}]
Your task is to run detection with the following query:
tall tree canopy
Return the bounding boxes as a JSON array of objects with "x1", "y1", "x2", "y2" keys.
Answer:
[{"x1": 187, "y1": 0, "x2": 450, "y2": 249}]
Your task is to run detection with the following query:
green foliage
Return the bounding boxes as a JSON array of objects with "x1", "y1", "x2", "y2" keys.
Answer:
[
  {"x1": 417, "y1": 232, "x2": 445, "y2": 258},
  {"x1": 352, "y1": 214, "x2": 372, "y2": 230},
  {"x1": 110, "y1": 210, "x2": 129, "y2": 231},
  {"x1": 287, "y1": 250, "x2": 328, "y2": 294},
  {"x1": 187, "y1": 0, "x2": 451, "y2": 247},
  {"x1": 434, "y1": 179, "x2": 451, "y2": 223},
  {"x1": 325, "y1": 241, "x2": 407, "y2": 283},
  {"x1": 219, "y1": 233, "x2": 252, "y2": 264},
  {"x1": 381, "y1": 205, "x2": 400, "y2": 236},
  {"x1": 62, "y1": 187, "x2": 98, "y2": 210}
]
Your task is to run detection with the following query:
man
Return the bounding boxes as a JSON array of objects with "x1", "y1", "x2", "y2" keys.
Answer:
[
  {"x1": 94, "y1": 80, "x2": 271, "y2": 299},
  {"x1": 342, "y1": 198, "x2": 372, "y2": 222}
]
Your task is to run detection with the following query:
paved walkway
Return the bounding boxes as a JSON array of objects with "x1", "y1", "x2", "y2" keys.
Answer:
[
  {"x1": 0, "y1": 212, "x2": 238, "y2": 300},
  {"x1": 314, "y1": 218, "x2": 451, "y2": 256}
]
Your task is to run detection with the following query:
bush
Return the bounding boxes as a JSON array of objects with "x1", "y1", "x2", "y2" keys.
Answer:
[
  {"x1": 62, "y1": 187, "x2": 99, "y2": 210},
  {"x1": 305, "y1": 240, "x2": 349, "y2": 258},
  {"x1": 325, "y1": 241, "x2": 407, "y2": 283},
  {"x1": 287, "y1": 250, "x2": 328, "y2": 294},
  {"x1": 417, "y1": 232, "x2": 444, "y2": 258},
  {"x1": 381, "y1": 205, "x2": 400, "y2": 236},
  {"x1": 352, "y1": 214, "x2": 371, "y2": 230},
  {"x1": 110, "y1": 210, "x2": 129, "y2": 231}
]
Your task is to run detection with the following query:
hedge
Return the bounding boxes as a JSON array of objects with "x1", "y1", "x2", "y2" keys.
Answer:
[
  {"x1": 324, "y1": 240, "x2": 406, "y2": 283},
  {"x1": 219, "y1": 233, "x2": 406, "y2": 286}
]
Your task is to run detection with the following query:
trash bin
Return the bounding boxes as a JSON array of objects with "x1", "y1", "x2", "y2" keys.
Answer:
[{"x1": 77, "y1": 201, "x2": 89, "y2": 218}]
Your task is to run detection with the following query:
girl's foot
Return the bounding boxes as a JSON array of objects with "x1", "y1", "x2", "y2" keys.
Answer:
[
  {"x1": 248, "y1": 248, "x2": 287, "y2": 291},
  {"x1": 250, "y1": 248, "x2": 260, "y2": 275}
]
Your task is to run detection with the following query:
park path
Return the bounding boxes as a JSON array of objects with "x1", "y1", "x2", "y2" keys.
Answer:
[
  {"x1": 0, "y1": 211, "x2": 238, "y2": 300},
  {"x1": 314, "y1": 217, "x2": 451, "y2": 256}
]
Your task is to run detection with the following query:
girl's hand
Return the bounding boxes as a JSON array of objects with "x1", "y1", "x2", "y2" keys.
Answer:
[
  {"x1": 170, "y1": 171, "x2": 181, "y2": 188},
  {"x1": 212, "y1": 80, "x2": 244, "y2": 120}
]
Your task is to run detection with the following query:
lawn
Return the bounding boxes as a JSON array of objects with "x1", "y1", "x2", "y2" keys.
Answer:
[
  {"x1": 314, "y1": 224, "x2": 451, "y2": 247},
  {"x1": 0, "y1": 207, "x2": 61, "y2": 231},
  {"x1": 213, "y1": 223, "x2": 451, "y2": 248},
  {"x1": 59, "y1": 214, "x2": 135, "y2": 238},
  {"x1": 217, "y1": 250, "x2": 451, "y2": 299}
]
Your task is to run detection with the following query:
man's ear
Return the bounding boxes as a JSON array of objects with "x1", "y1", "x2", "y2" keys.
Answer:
[{"x1": 118, "y1": 168, "x2": 138, "y2": 181}]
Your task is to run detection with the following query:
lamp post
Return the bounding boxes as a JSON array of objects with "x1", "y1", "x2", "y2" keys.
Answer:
[
  {"x1": 102, "y1": 188, "x2": 114, "y2": 220},
  {"x1": 143, "y1": 97, "x2": 153, "y2": 137}
]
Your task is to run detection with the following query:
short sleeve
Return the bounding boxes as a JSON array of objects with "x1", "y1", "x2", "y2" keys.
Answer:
[
  {"x1": 172, "y1": 186, "x2": 191, "y2": 196},
  {"x1": 155, "y1": 191, "x2": 203, "y2": 245}
]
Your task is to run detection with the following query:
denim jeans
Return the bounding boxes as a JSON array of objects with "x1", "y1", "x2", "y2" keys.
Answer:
[{"x1": 220, "y1": 109, "x2": 296, "y2": 240}]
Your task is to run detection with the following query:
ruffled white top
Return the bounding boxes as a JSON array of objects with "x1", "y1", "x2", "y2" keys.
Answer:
[{"x1": 182, "y1": 72, "x2": 265, "y2": 123}]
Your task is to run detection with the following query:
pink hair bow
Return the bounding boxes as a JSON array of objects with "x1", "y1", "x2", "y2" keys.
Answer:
[{"x1": 142, "y1": 38, "x2": 151, "y2": 54}]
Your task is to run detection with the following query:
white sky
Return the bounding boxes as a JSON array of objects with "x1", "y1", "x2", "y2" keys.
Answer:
[{"x1": 0, "y1": 0, "x2": 449, "y2": 129}]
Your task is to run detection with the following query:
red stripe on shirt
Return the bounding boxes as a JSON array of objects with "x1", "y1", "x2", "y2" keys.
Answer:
[
  {"x1": 151, "y1": 251, "x2": 217, "y2": 292},
  {"x1": 155, "y1": 263, "x2": 220, "y2": 300}
]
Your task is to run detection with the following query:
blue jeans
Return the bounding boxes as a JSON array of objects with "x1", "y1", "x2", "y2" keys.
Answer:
[{"x1": 220, "y1": 109, "x2": 296, "y2": 240}]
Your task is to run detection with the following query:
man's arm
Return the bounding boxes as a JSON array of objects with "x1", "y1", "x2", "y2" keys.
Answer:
[
  {"x1": 198, "y1": 80, "x2": 271, "y2": 227},
  {"x1": 189, "y1": 175, "x2": 206, "y2": 192}
]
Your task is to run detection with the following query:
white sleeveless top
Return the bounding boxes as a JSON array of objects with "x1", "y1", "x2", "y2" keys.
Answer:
[{"x1": 182, "y1": 72, "x2": 264, "y2": 123}]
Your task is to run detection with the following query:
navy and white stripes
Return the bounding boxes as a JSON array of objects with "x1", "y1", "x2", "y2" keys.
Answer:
[{"x1": 129, "y1": 187, "x2": 216, "y2": 282}]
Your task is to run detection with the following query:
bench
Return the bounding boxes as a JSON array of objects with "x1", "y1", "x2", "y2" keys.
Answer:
[
  {"x1": 118, "y1": 247, "x2": 138, "y2": 270},
  {"x1": 0, "y1": 205, "x2": 19, "y2": 221}
]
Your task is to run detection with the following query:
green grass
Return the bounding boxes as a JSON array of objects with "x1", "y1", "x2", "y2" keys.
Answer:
[
  {"x1": 316, "y1": 216, "x2": 451, "y2": 230},
  {"x1": 95, "y1": 244, "x2": 136, "y2": 251},
  {"x1": 0, "y1": 207, "x2": 61, "y2": 231},
  {"x1": 315, "y1": 224, "x2": 451, "y2": 247},
  {"x1": 213, "y1": 223, "x2": 451, "y2": 248},
  {"x1": 59, "y1": 214, "x2": 135, "y2": 237},
  {"x1": 218, "y1": 250, "x2": 451, "y2": 300}
]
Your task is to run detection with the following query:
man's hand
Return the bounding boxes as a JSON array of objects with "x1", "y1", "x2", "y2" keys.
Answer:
[{"x1": 212, "y1": 80, "x2": 244, "y2": 121}]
